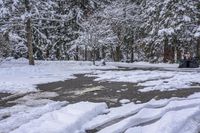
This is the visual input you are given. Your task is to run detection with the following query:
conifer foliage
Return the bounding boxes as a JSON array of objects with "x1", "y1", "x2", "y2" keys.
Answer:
[{"x1": 0, "y1": 0, "x2": 199, "y2": 64}]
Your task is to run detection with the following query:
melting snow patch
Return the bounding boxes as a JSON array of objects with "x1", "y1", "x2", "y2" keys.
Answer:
[
  {"x1": 8, "y1": 92, "x2": 59, "y2": 106},
  {"x1": 119, "y1": 99, "x2": 131, "y2": 104},
  {"x1": 136, "y1": 100, "x2": 142, "y2": 104},
  {"x1": 90, "y1": 69, "x2": 200, "y2": 92},
  {"x1": 70, "y1": 86, "x2": 104, "y2": 95}
]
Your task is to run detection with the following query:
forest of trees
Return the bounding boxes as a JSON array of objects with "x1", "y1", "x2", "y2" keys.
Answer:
[{"x1": 0, "y1": 0, "x2": 199, "y2": 65}]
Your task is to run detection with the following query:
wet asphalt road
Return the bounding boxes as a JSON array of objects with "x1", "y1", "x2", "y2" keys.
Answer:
[
  {"x1": 37, "y1": 73, "x2": 200, "y2": 108},
  {"x1": 1, "y1": 67, "x2": 200, "y2": 108}
]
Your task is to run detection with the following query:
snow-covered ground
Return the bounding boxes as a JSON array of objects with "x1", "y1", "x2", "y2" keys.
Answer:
[
  {"x1": 1, "y1": 59, "x2": 200, "y2": 133},
  {"x1": 1, "y1": 58, "x2": 199, "y2": 93},
  {"x1": 0, "y1": 58, "x2": 115, "y2": 94}
]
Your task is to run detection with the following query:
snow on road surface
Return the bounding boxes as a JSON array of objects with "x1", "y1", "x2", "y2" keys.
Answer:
[
  {"x1": 88, "y1": 68, "x2": 200, "y2": 92},
  {"x1": 1, "y1": 59, "x2": 200, "y2": 133}
]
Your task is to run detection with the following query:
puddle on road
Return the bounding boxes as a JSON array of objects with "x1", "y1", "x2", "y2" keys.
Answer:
[{"x1": 37, "y1": 74, "x2": 200, "y2": 107}]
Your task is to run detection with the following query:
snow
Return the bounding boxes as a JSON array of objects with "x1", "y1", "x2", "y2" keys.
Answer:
[
  {"x1": 0, "y1": 58, "x2": 116, "y2": 94},
  {"x1": 2, "y1": 59, "x2": 196, "y2": 94},
  {"x1": 2, "y1": 94, "x2": 200, "y2": 133},
  {"x1": 195, "y1": 32, "x2": 200, "y2": 37},
  {"x1": 183, "y1": 15, "x2": 191, "y2": 22},
  {"x1": 195, "y1": 26, "x2": 200, "y2": 37},
  {"x1": 108, "y1": 61, "x2": 180, "y2": 69},
  {"x1": 0, "y1": 101, "x2": 67, "y2": 133},
  {"x1": 158, "y1": 28, "x2": 175, "y2": 36},
  {"x1": 1, "y1": 60, "x2": 200, "y2": 133},
  {"x1": 10, "y1": 102, "x2": 107, "y2": 133},
  {"x1": 125, "y1": 107, "x2": 200, "y2": 133},
  {"x1": 88, "y1": 70, "x2": 200, "y2": 92},
  {"x1": 119, "y1": 99, "x2": 131, "y2": 104},
  {"x1": 69, "y1": 86, "x2": 104, "y2": 95},
  {"x1": 7, "y1": 92, "x2": 59, "y2": 106},
  {"x1": 85, "y1": 97, "x2": 200, "y2": 133}
]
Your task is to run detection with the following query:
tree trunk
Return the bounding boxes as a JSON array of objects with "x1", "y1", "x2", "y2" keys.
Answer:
[
  {"x1": 177, "y1": 48, "x2": 182, "y2": 61},
  {"x1": 96, "y1": 48, "x2": 100, "y2": 60},
  {"x1": 85, "y1": 45, "x2": 88, "y2": 61},
  {"x1": 101, "y1": 46, "x2": 106, "y2": 59},
  {"x1": 163, "y1": 37, "x2": 169, "y2": 63},
  {"x1": 92, "y1": 47, "x2": 95, "y2": 65},
  {"x1": 75, "y1": 46, "x2": 79, "y2": 61},
  {"x1": 3, "y1": 32, "x2": 10, "y2": 57},
  {"x1": 26, "y1": 18, "x2": 34, "y2": 65},
  {"x1": 131, "y1": 46, "x2": 134, "y2": 63},
  {"x1": 196, "y1": 39, "x2": 200, "y2": 58},
  {"x1": 56, "y1": 48, "x2": 60, "y2": 60},
  {"x1": 25, "y1": 0, "x2": 34, "y2": 65},
  {"x1": 174, "y1": 46, "x2": 177, "y2": 63},
  {"x1": 115, "y1": 45, "x2": 121, "y2": 62},
  {"x1": 110, "y1": 46, "x2": 114, "y2": 61}
]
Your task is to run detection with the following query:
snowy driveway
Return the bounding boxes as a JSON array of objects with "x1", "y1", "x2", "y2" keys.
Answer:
[{"x1": 1, "y1": 59, "x2": 200, "y2": 133}]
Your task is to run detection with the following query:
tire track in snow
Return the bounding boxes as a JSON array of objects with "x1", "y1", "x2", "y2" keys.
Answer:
[
  {"x1": 97, "y1": 99, "x2": 200, "y2": 133},
  {"x1": 85, "y1": 97, "x2": 200, "y2": 133}
]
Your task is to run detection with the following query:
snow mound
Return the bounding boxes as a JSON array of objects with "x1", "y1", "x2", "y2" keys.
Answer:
[
  {"x1": 85, "y1": 97, "x2": 200, "y2": 133},
  {"x1": 119, "y1": 99, "x2": 131, "y2": 104},
  {"x1": 0, "y1": 101, "x2": 67, "y2": 133},
  {"x1": 11, "y1": 102, "x2": 107, "y2": 133}
]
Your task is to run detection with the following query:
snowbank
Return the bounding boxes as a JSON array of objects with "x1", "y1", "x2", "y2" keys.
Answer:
[
  {"x1": 11, "y1": 102, "x2": 107, "y2": 133},
  {"x1": 0, "y1": 101, "x2": 67, "y2": 133},
  {"x1": 84, "y1": 97, "x2": 200, "y2": 133}
]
